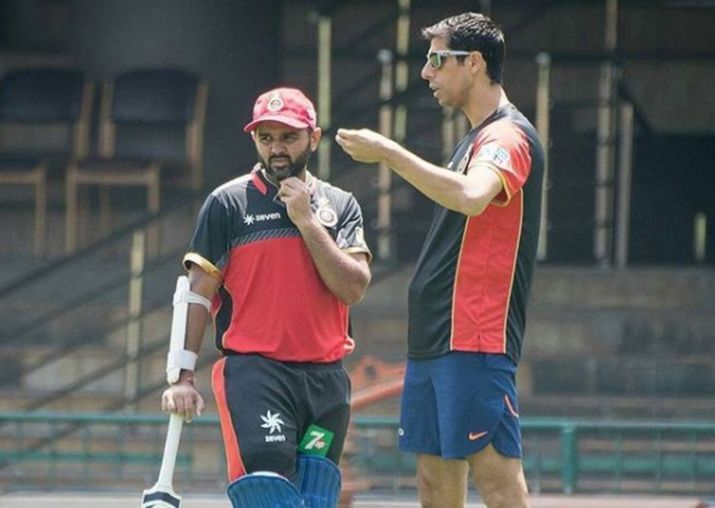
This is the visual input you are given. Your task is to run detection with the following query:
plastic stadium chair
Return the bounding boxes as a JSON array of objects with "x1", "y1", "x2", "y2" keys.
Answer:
[
  {"x1": 64, "y1": 68, "x2": 208, "y2": 253},
  {"x1": 0, "y1": 68, "x2": 92, "y2": 256}
]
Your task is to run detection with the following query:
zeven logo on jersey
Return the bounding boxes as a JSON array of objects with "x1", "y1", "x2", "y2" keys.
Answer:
[{"x1": 244, "y1": 212, "x2": 281, "y2": 226}]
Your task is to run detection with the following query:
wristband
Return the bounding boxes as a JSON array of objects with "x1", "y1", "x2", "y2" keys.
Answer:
[{"x1": 166, "y1": 349, "x2": 198, "y2": 384}]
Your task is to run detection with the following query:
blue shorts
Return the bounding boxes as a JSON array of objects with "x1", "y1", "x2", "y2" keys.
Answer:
[{"x1": 398, "y1": 351, "x2": 522, "y2": 459}]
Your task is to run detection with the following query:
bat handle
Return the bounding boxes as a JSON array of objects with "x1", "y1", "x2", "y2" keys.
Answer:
[{"x1": 156, "y1": 414, "x2": 184, "y2": 488}]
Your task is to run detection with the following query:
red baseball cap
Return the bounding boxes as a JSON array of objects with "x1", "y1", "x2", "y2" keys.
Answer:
[{"x1": 243, "y1": 87, "x2": 318, "y2": 133}]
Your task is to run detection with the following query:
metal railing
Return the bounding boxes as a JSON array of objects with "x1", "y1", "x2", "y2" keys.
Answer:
[
  {"x1": 348, "y1": 417, "x2": 715, "y2": 496},
  {"x1": 1, "y1": 412, "x2": 714, "y2": 497}
]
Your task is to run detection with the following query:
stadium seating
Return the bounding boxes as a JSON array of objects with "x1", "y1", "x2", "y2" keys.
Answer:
[
  {"x1": 0, "y1": 68, "x2": 93, "y2": 256},
  {"x1": 64, "y1": 68, "x2": 208, "y2": 253}
]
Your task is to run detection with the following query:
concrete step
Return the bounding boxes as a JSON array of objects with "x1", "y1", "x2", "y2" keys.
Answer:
[
  {"x1": 531, "y1": 267, "x2": 714, "y2": 311},
  {"x1": 521, "y1": 393, "x2": 715, "y2": 420},
  {"x1": 0, "y1": 341, "x2": 219, "y2": 414},
  {"x1": 352, "y1": 266, "x2": 715, "y2": 358}
]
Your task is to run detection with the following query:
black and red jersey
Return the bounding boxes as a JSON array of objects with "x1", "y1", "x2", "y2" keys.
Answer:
[
  {"x1": 183, "y1": 166, "x2": 371, "y2": 363},
  {"x1": 407, "y1": 104, "x2": 544, "y2": 364}
]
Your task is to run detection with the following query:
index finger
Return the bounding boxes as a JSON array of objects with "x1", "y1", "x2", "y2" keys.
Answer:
[{"x1": 336, "y1": 128, "x2": 357, "y2": 140}]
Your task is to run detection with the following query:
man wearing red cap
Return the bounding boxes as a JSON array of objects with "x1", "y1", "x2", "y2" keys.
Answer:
[{"x1": 161, "y1": 87, "x2": 372, "y2": 506}]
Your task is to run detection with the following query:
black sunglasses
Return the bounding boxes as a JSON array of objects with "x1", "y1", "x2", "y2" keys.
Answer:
[{"x1": 426, "y1": 50, "x2": 471, "y2": 70}]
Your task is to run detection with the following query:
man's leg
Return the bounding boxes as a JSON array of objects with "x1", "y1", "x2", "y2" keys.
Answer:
[
  {"x1": 416, "y1": 454, "x2": 469, "y2": 508},
  {"x1": 467, "y1": 444, "x2": 529, "y2": 508}
]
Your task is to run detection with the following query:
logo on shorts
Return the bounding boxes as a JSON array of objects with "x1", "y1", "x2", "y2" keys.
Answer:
[
  {"x1": 298, "y1": 424, "x2": 335, "y2": 458},
  {"x1": 468, "y1": 430, "x2": 488, "y2": 441},
  {"x1": 260, "y1": 410, "x2": 286, "y2": 443}
]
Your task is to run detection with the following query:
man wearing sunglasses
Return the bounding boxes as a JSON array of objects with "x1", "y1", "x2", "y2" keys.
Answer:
[
  {"x1": 162, "y1": 87, "x2": 372, "y2": 506},
  {"x1": 337, "y1": 12, "x2": 543, "y2": 508}
]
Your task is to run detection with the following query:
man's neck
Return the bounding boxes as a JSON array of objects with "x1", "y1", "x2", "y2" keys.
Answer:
[{"x1": 464, "y1": 85, "x2": 508, "y2": 129}]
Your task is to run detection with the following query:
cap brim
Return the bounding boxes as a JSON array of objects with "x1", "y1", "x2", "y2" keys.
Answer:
[{"x1": 243, "y1": 115, "x2": 312, "y2": 133}]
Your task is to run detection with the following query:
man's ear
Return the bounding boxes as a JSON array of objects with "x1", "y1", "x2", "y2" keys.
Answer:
[
  {"x1": 310, "y1": 127, "x2": 322, "y2": 151},
  {"x1": 470, "y1": 51, "x2": 485, "y2": 75}
]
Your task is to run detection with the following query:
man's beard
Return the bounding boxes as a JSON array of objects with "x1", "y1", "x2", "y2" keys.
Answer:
[{"x1": 261, "y1": 145, "x2": 313, "y2": 182}]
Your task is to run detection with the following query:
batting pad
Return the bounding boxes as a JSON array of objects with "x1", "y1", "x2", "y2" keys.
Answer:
[
  {"x1": 296, "y1": 455, "x2": 341, "y2": 508},
  {"x1": 227, "y1": 471, "x2": 305, "y2": 508}
]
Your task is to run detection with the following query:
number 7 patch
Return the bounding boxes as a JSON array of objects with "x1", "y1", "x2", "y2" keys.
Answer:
[{"x1": 298, "y1": 424, "x2": 334, "y2": 457}]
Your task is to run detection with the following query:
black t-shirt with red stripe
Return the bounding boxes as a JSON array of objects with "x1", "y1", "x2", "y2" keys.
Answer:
[
  {"x1": 407, "y1": 104, "x2": 544, "y2": 364},
  {"x1": 183, "y1": 167, "x2": 371, "y2": 363}
]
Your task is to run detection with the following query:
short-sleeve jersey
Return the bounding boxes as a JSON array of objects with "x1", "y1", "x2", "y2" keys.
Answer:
[
  {"x1": 407, "y1": 104, "x2": 544, "y2": 364},
  {"x1": 183, "y1": 167, "x2": 371, "y2": 363}
]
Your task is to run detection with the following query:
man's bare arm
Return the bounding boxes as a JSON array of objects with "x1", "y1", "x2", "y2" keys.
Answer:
[
  {"x1": 278, "y1": 177, "x2": 371, "y2": 305},
  {"x1": 336, "y1": 128, "x2": 503, "y2": 216},
  {"x1": 161, "y1": 265, "x2": 220, "y2": 421},
  {"x1": 296, "y1": 219, "x2": 371, "y2": 305}
]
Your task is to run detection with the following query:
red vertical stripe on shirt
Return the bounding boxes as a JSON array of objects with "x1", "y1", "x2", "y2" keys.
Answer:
[{"x1": 451, "y1": 192, "x2": 524, "y2": 353}]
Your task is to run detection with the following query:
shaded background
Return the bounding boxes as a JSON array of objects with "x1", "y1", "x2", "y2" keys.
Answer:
[
  {"x1": 0, "y1": 0, "x2": 713, "y2": 263},
  {"x1": 0, "y1": 0, "x2": 714, "y2": 501}
]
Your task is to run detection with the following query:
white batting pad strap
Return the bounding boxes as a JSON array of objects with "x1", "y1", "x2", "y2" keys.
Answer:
[
  {"x1": 166, "y1": 349, "x2": 198, "y2": 384},
  {"x1": 173, "y1": 287, "x2": 212, "y2": 313},
  {"x1": 185, "y1": 291, "x2": 212, "y2": 313}
]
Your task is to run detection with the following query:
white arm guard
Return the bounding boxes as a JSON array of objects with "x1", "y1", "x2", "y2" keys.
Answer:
[{"x1": 166, "y1": 275, "x2": 212, "y2": 384}]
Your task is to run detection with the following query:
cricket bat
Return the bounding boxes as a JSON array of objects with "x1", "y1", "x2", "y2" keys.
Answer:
[{"x1": 141, "y1": 413, "x2": 184, "y2": 507}]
